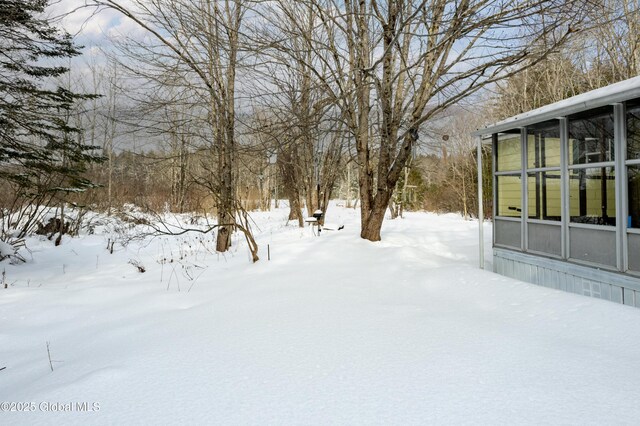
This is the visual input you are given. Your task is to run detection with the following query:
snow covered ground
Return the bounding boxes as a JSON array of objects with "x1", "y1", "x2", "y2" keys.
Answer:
[{"x1": 2, "y1": 204, "x2": 640, "y2": 425}]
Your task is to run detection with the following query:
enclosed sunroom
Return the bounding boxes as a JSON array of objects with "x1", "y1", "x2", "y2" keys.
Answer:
[{"x1": 474, "y1": 76, "x2": 640, "y2": 307}]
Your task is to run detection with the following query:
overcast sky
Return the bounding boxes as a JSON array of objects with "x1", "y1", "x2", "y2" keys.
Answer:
[{"x1": 48, "y1": 1, "x2": 145, "y2": 48}]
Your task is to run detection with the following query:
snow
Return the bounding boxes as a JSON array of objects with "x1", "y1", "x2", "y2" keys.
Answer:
[
  {"x1": 2, "y1": 204, "x2": 640, "y2": 425},
  {"x1": 0, "y1": 240, "x2": 14, "y2": 259}
]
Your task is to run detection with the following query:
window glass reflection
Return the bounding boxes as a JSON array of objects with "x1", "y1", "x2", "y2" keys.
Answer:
[
  {"x1": 527, "y1": 121, "x2": 560, "y2": 168},
  {"x1": 496, "y1": 175, "x2": 522, "y2": 217},
  {"x1": 627, "y1": 100, "x2": 640, "y2": 160},
  {"x1": 495, "y1": 131, "x2": 521, "y2": 171},
  {"x1": 569, "y1": 166, "x2": 615, "y2": 225},
  {"x1": 527, "y1": 171, "x2": 561, "y2": 221},
  {"x1": 628, "y1": 165, "x2": 640, "y2": 228},
  {"x1": 569, "y1": 107, "x2": 614, "y2": 165}
]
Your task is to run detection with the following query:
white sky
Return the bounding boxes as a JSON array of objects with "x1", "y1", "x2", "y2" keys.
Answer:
[{"x1": 47, "y1": 0, "x2": 146, "y2": 46}]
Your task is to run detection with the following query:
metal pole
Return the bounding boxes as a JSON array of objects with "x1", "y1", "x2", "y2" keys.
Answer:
[
  {"x1": 521, "y1": 127, "x2": 527, "y2": 252},
  {"x1": 560, "y1": 118, "x2": 568, "y2": 259},
  {"x1": 478, "y1": 136, "x2": 485, "y2": 269},
  {"x1": 614, "y1": 103, "x2": 626, "y2": 271}
]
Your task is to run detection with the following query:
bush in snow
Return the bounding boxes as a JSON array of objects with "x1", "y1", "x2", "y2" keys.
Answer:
[{"x1": 0, "y1": 239, "x2": 25, "y2": 264}]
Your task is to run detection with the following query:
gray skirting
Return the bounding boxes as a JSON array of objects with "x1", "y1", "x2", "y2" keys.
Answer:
[{"x1": 494, "y1": 248, "x2": 640, "y2": 307}]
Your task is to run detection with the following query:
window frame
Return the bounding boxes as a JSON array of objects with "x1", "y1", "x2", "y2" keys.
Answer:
[{"x1": 567, "y1": 107, "x2": 617, "y2": 228}]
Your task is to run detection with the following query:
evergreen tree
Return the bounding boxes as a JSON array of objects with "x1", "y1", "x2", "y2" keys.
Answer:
[{"x1": 0, "y1": 0, "x2": 102, "y2": 195}]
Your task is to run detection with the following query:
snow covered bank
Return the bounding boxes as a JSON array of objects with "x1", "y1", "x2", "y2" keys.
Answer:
[{"x1": 2, "y1": 206, "x2": 640, "y2": 425}]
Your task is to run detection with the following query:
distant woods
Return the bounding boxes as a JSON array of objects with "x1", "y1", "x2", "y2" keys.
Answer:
[
  {"x1": 492, "y1": 0, "x2": 640, "y2": 119},
  {"x1": 1, "y1": 0, "x2": 638, "y2": 254}
]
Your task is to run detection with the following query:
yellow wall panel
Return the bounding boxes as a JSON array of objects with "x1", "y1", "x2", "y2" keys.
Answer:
[
  {"x1": 528, "y1": 136, "x2": 561, "y2": 168},
  {"x1": 497, "y1": 136, "x2": 521, "y2": 171},
  {"x1": 497, "y1": 175, "x2": 521, "y2": 217}
]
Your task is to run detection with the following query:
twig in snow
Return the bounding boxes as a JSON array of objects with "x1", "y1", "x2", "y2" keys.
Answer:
[
  {"x1": 46, "y1": 341, "x2": 63, "y2": 372},
  {"x1": 46, "y1": 341, "x2": 53, "y2": 372},
  {"x1": 128, "y1": 259, "x2": 146, "y2": 273}
]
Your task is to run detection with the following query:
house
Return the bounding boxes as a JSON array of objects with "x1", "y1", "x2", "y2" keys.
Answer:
[{"x1": 473, "y1": 76, "x2": 640, "y2": 307}]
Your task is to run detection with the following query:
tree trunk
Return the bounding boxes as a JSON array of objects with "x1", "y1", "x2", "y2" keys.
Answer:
[
  {"x1": 279, "y1": 145, "x2": 304, "y2": 227},
  {"x1": 216, "y1": 99, "x2": 236, "y2": 252},
  {"x1": 288, "y1": 196, "x2": 304, "y2": 227},
  {"x1": 213, "y1": 0, "x2": 241, "y2": 253},
  {"x1": 360, "y1": 194, "x2": 390, "y2": 241},
  {"x1": 388, "y1": 199, "x2": 398, "y2": 220},
  {"x1": 216, "y1": 158, "x2": 234, "y2": 251}
]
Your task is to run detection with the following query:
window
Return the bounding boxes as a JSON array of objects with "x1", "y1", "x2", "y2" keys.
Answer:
[
  {"x1": 526, "y1": 121, "x2": 561, "y2": 221},
  {"x1": 569, "y1": 166, "x2": 615, "y2": 225},
  {"x1": 496, "y1": 175, "x2": 522, "y2": 217},
  {"x1": 626, "y1": 100, "x2": 640, "y2": 160},
  {"x1": 528, "y1": 171, "x2": 561, "y2": 220},
  {"x1": 627, "y1": 99, "x2": 640, "y2": 272},
  {"x1": 569, "y1": 107, "x2": 615, "y2": 165},
  {"x1": 495, "y1": 130, "x2": 522, "y2": 218},
  {"x1": 527, "y1": 121, "x2": 560, "y2": 168},
  {"x1": 568, "y1": 107, "x2": 615, "y2": 226},
  {"x1": 629, "y1": 165, "x2": 640, "y2": 228},
  {"x1": 496, "y1": 131, "x2": 521, "y2": 171}
]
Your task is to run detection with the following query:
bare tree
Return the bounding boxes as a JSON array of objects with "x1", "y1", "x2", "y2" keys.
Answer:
[
  {"x1": 89, "y1": 0, "x2": 246, "y2": 253},
  {"x1": 73, "y1": 0, "x2": 591, "y2": 247},
  {"x1": 493, "y1": 0, "x2": 639, "y2": 120},
  {"x1": 248, "y1": 2, "x2": 348, "y2": 224},
  {"x1": 590, "y1": 0, "x2": 639, "y2": 81}
]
